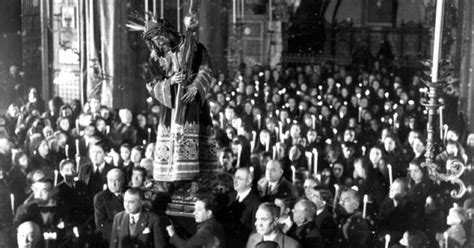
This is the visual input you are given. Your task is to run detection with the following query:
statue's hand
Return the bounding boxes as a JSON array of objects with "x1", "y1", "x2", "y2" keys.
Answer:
[
  {"x1": 170, "y1": 72, "x2": 185, "y2": 85},
  {"x1": 182, "y1": 84, "x2": 198, "y2": 103}
]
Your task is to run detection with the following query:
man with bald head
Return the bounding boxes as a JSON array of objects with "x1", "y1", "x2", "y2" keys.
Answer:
[
  {"x1": 17, "y1": 221, "x2": 41, "y2": 248},
  {"x1": 226, "y1": 167, "x2": 261, "y2": 248},
  {"x1": 257, "y1": 160, "x2": 297, "y2": 203},
  {"x1": 287, "y1": 199, "x2": 324, "y2": 248},
  {"x1": 93, "y1": 168, "x2": 125, "y2": 247}
]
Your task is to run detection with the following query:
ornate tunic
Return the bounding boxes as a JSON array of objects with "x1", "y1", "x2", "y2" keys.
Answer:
[{"x1": 147, "y1": 41, "x2": 218, "y2": 181}]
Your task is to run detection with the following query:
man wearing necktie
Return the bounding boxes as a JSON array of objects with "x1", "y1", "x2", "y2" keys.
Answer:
[
  {"x1": 94, "y1": 169, "x2": 125, "y2": 247},
  {"x1": 79, "y1": 143, "x2": 113, "y2": 195},
  {"x1": 110, "y1": 188, "x2": 169, "y2": 248}
]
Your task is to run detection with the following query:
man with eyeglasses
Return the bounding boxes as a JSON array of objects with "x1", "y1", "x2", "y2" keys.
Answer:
[{"x1": 226, "y1": 167, "x2": 261, "y2": 248}]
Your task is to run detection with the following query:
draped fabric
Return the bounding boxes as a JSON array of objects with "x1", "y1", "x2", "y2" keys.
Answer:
[{"x1": 80, "y1": 0, "x2": 119, "y2": 107}]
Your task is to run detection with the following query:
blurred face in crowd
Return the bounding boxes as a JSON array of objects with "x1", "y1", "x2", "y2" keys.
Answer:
[
  {"x1": 446, "y1": 208, "x2": 462, "y2": 225},
  {"x1": 124, "y1": 191, "x2": 142, "y2": 214},
  {"x1": 58, "y1": 118, "x2": 70, "y2": 132},
  {"x1": 407, "y1": 131, "x2": 420, "y2": 148},
  {"x1": 37, "y1": 140, "x2": 49, "y2": 158},
  {"x1": 446, "y1": 131, "x2": 459, "y2": 142},
  {"x1": 306, "y1": 189, "x2": 325, "y2": 210},
  {"x1": 307, "y1": 130, "x2": 317, "y2": 143},
  {"x1": 225, "y1": 108, "x2": 235, "y2": 121},
  {"x1": 95, "y1": 119, "x2": 106, "y2": 133},
  {"x1": 331, "y1": 161, "x2": 343, "y2": 176},
  {"x1": 446, "y1": 143, "x2": 458, "y2": 157},
  {"x1": 90, "y1": 145, "x2": 105, "y2": 165},
  {"x1": 409, "y1": 163, "x2": 424, "y2": 184},
  {"x1": 130, "y1": 170, "x2": 145, "y2": 188},
  {"x1": 145, "y1": 143, "x2": 155, "y2": 159},
  {"x1": 137, "y1": 114, "x2": 147, "y2": 128},
  {"x1": 84, "y1": 125, "x2": 95, "y2": 137},
  {"x1": 32, "y1": 181, "x2": 52, "y2": 205},
  {"x1": 353, "y1": 160, "x2": 366, "y2": 179},
  {"x1": 343, "y1": 129, "x2": 355, "y2": 142},
  {"x1": 389, "y1": 180, "x2": 406, "y2": 200},
  {"x1": 107, "y1": 169, "x2": 124, "y2": 193},
  {"x1": 17, "y1": 222, "x2": 40, "y2": 248},
  {"x1": 244, "y1": 102, "x2": 252, "y2": 114},
  {"x1": 60, "y1": 162, "x2": 76, "y2": 183},
  {"x1": 412, "y1": 138, "x2": 425, "y2": 155},
  {"x1": 245, "y1": 85, "x2": 254, "y2": 96},
  {"x1": 219, "y1": 151, "x2": 235, "y2": 172},
  {"x1": 266, "y1": 119, "x2": 276, "y2": 132},
  {"x1": 290, "y1": 125, "x2": 301, "y2": 139},
  {"x1": 383, "y1": 137, "x2": 396, "y2": 152},
  {"x1": 292, "y1": 202, "x2": 312, "y2": 226},
  {"x1": 131, "y1": 148, "x2": 142, "y2": 164},
  {"x1": 339, "y1": 191, "x2": 359, "y2": 214},
  {"x1": 89, "y1": 98, "x2": 100, "y2": 113},
  {"x1": 369, "y1": 147, "x2": 382, "y2": 167},
  {"x1": 255, "y1": 208, "x2": 276, "y2": 236},
  {"x1": 233, "y1": 168, "x2": 251, "y2": 193},
  {"x1": 193, "y1": 200, "x2": 212, "y2": 223},
  {"x1": 120, "y1": 146, "x2": 131, "y2": 162},
  {"x1": 18, "y1": 154, "x2": 28, "y2": 169},
  {"x1": 265, "y1": 160, "x2": 283, "y2": 183}
]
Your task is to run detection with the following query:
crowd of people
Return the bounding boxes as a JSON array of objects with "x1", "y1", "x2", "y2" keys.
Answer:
[{"x1": 0, "y1": 59, "x2": 473, "y2": 248}]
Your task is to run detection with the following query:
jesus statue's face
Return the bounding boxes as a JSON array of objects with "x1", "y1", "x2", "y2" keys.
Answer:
[{"x1": 150, "y1": 35, "x2": 172, "y2": 59}]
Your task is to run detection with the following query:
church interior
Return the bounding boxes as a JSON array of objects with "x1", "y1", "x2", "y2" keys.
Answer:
[{"x1": 0, "y1": 0, "x2": 474, "y2": 247}]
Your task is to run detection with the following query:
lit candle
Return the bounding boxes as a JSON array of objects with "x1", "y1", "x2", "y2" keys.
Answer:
[
  {"x1": 278, "y1": 121, "x2": 283, "y2": 142},
  {"x1": 160, "y1": 0, "x2": 164, "y2": 19},
  {"x1": 54, "y1": 170, "x2": 58, "y2": 186},
  {"x1": 275, "y1": 142, "x2": 281, "y2": 159},
  {"x1": 305, "y1": 152, "x2": 312, "y2": 173},
  {"x1": 232, "y1": 0, "x2": 236, "y2": 23},
  {"x1": 272, "y1": 145, "x2": 277, "y2": 159},
  {"x1": 444, "y1": 232, "x2": 448, "y2": 248},
  {"x1": 362, "y1": 194, "x2": 368, "y2": 218},
  {"x1": 65, "y1": 144, "x2": 69, "y2": 159},
  {"x1": 145, "y1": 0, "x2": 149, "y2": 21},
  {"x1": 312, "y1": 148, "x2": 318, "y2": 175},
  {"x1": 10, "y1": 194, "x2": 14, "y2": 215},
  {"x1": 76, "y1": 156, "x2": 80, "y2": 172},
  {"x1": 219, "y1": 112, "x2": 225, "y2": 129},
  {"x1": 103, "y1": 184, "x2": 107, "y2": 191},
  {"x1": 75, "y1": 119, "x2": 79, "y2": 131},
  {"x1": 311, "y1": 115, "x2": 316, "y2": 129},
  {"x1": 257, "y1": 114, "x2": 262, "y2": 130},
  {"x1": 275, "y1": 127, "x2": 279, "y2": 142},
  {"x1": 249, "y1": 166, "x2": 254, "y2": 174},
  {"x1": 265, "y1": 135, "x2": 270, "y2": 152},
  {"x1": 387, "y1": 164, "x2": 393, "y2": 186},
  {"x1": 268, "y1": 0, "x2": 272, "y2": 22},
  {"x1": 431, "y1": 0, "x2": 445, "y2": 83},
  {"x1": 443, "y1": 124, "x2": 449, "y2": 141},
  {"x1": 147, "y1": 128, "x2": 152, "y2": 143},
  {"x1": 361, "y1": 146, "x2": 366, "y2": 156},
  {"x1": 333, "y1": 184, "x2": 340, "y2": 214},
  {"x1": 291, "y1": 165, "x2": 296, "y2": 185},
  {"x1": 177, "y1": 0, "x2": 180, "y2": 32},
  {"x1": 236, "y1": 144, "x2": 242, "y2": 168},
  {"x1": 251, "y1": 131, "x2": 257, "y2": 151},
  {"x1": 106, "y1": 125, "x2": 110, "y2": 135},
  {"x1": 75, "y1": 139, "x2": 80, "y2": 157},
  {"x1": 439, "y1": 106, "x2": 444, "y2": 137},
  {"x1": 393, "y1": 113, "x2": 398, "y2": 131},
  {"x1": 384, "y1": 234, "x2": 390, "y2": 248},
  {"x1": 153, "y1": 0, "x2": 157, "y2": 16}
]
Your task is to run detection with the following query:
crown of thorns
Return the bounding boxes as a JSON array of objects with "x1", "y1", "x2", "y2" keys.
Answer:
[{"x1": 142, "y1": 19, "x2": 179, "y2": 41}]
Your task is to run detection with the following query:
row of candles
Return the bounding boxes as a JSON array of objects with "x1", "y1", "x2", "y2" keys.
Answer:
[{"x1": 144, "y1": 0, "x2": 164, "y2": 21}]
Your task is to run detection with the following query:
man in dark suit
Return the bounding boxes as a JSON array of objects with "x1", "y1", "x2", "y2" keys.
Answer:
[
  {"x1": 307, "y1": 186, "x2": 337, "y2": 247},
  {"x1": 333, "y1": 189, "x2": 370, "y2": 248},
  {"x1": 287, "y1": 199, "x2": 324, "y2": 248},
  {"x1": 227, "y1": 167, "x2": 261, "y2": 248},
  {"x1": 56, "y1": 159, "x2": 92, "y2": 228},
  {"x1": 257, "y1": 160, "x2": 298, "y2": 203},
  {"x1": 94, "y1": 168, "x2": 125, "y2": 247},
  {"x1": 167, "y1": 194, "x2": 226, "y2": 248},
  {"x1": 110, "y1": 188, "x2": 169, "y2": 248},
  {"x1": 79, "y1": 143, "x2": 114, "y2": 195}
]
